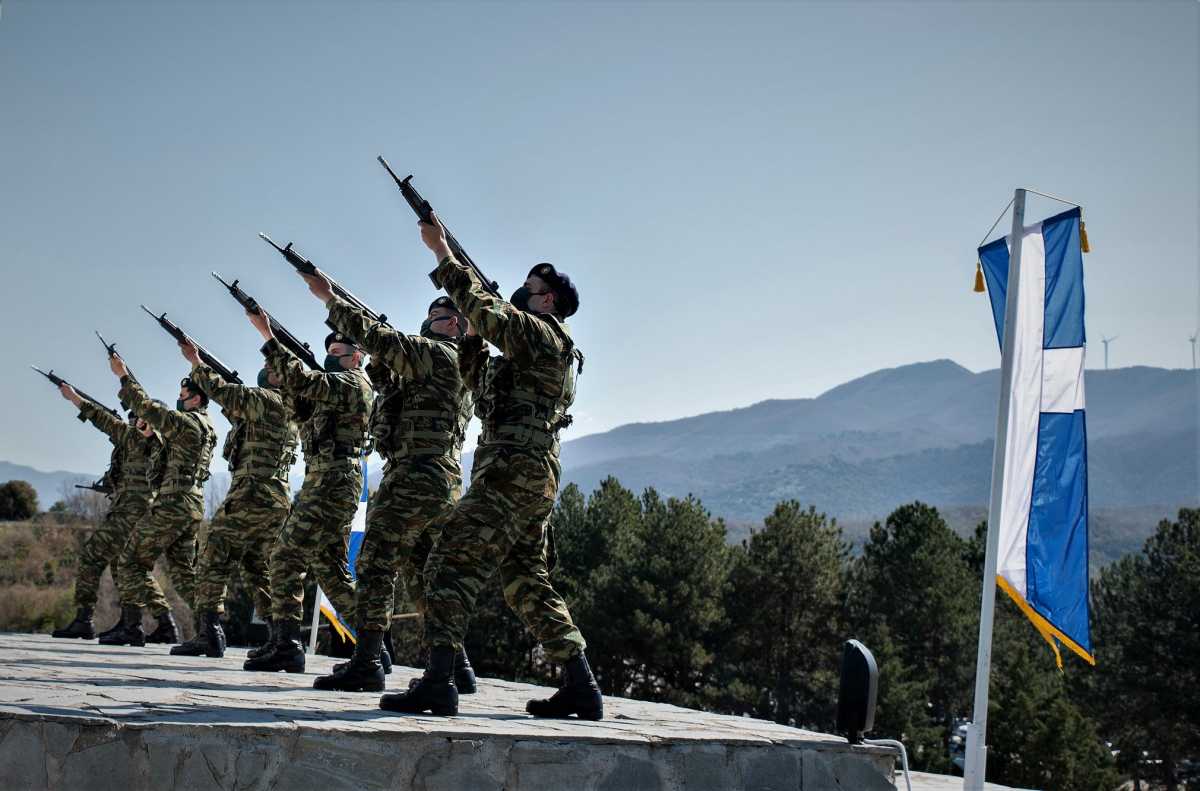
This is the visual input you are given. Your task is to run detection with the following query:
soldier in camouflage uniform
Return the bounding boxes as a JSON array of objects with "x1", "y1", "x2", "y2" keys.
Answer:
[
  {"x1": 292, "y1": 269, "x2": 476, "y2": 693},
  {"x1": 168, "y1": 339, "x2": 299, "y2": 659},
  {"x1": 100, "y1": 354, "x2": 217, "y2": 648},
  {"x1": 51, "y1": 385, "x2": 162, "y2": 639},
  {"x1": 384, "y1": 216, "x2": 601, "y2": 719},
  {"x1": 241, "y1": 309, "x2": 373, "y2": 674}
]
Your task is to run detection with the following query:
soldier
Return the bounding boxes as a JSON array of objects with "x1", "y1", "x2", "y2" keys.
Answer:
[
  {"x1": 51, "y1": 387, "x2": 162, "y2": 639},
  {"x1": 240, "y1": 312, "x2": 373, "y2": 673},
  {"x1": 382, "y1": 216, "x2": 601, "y2": 720},
  {"x1": 168, "y1": 340, "x2": 299, "y2": 659},
  {"x1": 295, "y1": 270, "x2": 476, "y2": 693},
  {"x1": 100, "y1": 355, "x2": 217, "y2": 647}
]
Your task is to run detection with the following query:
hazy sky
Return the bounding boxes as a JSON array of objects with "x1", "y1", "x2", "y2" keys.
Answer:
[{"x1": 2, "y1": 1, "x2": 1196, "y2": 475}]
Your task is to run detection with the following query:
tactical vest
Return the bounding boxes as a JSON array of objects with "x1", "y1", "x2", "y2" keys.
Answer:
[
  {"x1": 297, "y1": 371, "x2": 372, "y2": 469},
  {"x1": 478, "y1": 317, "x2": 583, "y2": 455},
  {"x1": 158, "y1": 410, "x2": 217, "y2": 496},
  {"x1": 118, "y1": 433, "x2": 159, "y2": 495},
  {"x1": 370, "y1": 361, "x2": 473, "y2": 463},
  {"x1": 221, "y1": 399, "x2": 300, "y2": 483},
  {"x1": 104, "y1": 443, "x2": 124, "y2": 490}
]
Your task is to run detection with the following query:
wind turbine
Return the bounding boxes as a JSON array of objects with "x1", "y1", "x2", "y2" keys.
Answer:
[
  {"x1": 1190, "y1": 331, "x2": 1197, "y2": 371},
  {"x1": 1100, "y1": 335, "x2": 1118, "y2": 371}
]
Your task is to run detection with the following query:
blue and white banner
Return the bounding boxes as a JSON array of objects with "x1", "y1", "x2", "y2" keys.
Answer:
[
  {"x1": 314, "y1": 456, "x2": 368, "y2": 644},
  {"x1": 978, "y1": 206, "x2": 1094, "y2": 667}
]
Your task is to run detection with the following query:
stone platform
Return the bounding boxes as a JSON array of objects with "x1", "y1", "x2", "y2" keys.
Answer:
[{"x1": 0, "y1": 633, "x2": 897, "y2": 790}]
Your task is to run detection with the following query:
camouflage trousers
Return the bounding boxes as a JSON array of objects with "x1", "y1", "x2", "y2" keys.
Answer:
[
  {"x1": 74, "y1": 491, "x2": 149, "y2": 609},
  {"x1": 193, "y1": 476, "x2": 291, "y2": 616},
  {"x1": 269, "y1": 463, "x2": 361, "y2": 626},
  {"x1": 424, "y1": 447, "x2": 586, "y2": 663},
  {"x1": 117, "y1": 491, "x2": 204, "y2": 616},
  {"x1": 354, "y1": 456, "x2": 460, "y2": 632}
]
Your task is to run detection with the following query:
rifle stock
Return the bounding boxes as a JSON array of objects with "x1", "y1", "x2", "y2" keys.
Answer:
[
  {"x1": 139, "y1": 305, "x2": 243, "y2": 384},
  {"x1": 211, "y1": 272, "x2": 323, "y2": 372}
]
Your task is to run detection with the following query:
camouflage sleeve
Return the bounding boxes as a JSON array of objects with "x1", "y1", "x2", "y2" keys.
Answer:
[
  {"x1": 327, "y1": 296, "x2": 451, "y2": 381},
  {"x1": 118, "y1": 375, "x2": 191, "y2": 437},
  {"x1": 435, "y1": 254, "x2": 562, "y2": 365},
  {"x1": 77, "y1": 401, "x2": 130, "y2": 444},
  {"x1": 457, "y1": 334, "x2": 491, "y2": 392},
  {"x1": 263, "y1": 338, "x2": 366, "y2": 409},
  {"x1": 190, "y1": 362, "x2": 260, "y2": 418}
]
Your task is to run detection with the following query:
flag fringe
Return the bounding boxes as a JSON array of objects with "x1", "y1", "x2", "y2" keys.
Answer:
[{"x1": 996, "y1": 575, "x2": 1095, "y2": 669}]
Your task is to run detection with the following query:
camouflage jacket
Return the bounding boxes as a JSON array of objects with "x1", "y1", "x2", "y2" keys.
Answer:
[
  {"x1": 261, "y1": 338, "x2": 373, "y2": 471},
  {"x1": 327, "y1": 297, "x2": 473, "y2": 465},
  {"x1": 118, "y1": 376, "x2": 217, "y2": 497},
  {"x1": 189, "y1": 363, "x2": 299, "y2": 487},
  {"x1": 435, "y1": 254, "x2": 582, "y2": 461},
  {"x1": 76, "y1": 401, "x2": 163, "y2": 497}
]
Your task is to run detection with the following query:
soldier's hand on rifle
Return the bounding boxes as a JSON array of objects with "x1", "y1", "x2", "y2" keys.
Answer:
[
  {"x1": 247, "y1": 306, "x2": 275, "y2": 341},
  {"x1": 300, "y1": 270, "x2": 334, "y2": 303},
  {"x1": 179, "y1": 339, "x2": 201, "y2": 367},
  {"x1": 58, "y1": 383, "x2": 83, "y2": 407},
  {"x1": 419, "y1": 213, "x2": 452, "y2": 260},
  {"x1": 108, "y1": 352, "x2": 128, "y2": 379}
]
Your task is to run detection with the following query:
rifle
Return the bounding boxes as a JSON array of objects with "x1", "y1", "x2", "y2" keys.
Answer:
[
  {"x1": 376, "y1": 156, "x2": 502, "y2": 299},
  {"x1": 75, "y1": 481, "x2": 113, "y2": 495},
  {"x1": 139, "y1": 305, "x2": 243, "y2": 384},
  {"x1": 30, "y1": 366, "x2": 121, "y2": 418},
  {"x1": 258, "y1": 233, "x2": 392, "y2": 329},
  {"x1": 95, "y1": 330, "x2": 136, "y2": 381},
  {"x1": 210, "y1": 272, "x2": 323, "y2": 372}
]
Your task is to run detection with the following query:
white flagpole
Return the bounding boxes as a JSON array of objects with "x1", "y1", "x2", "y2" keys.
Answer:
[
  {"x1": 308, "y1": 584, "x2": 322, "y2": 655},
  {"x1": 964, "y1": 188, "x2": 1026, "y2": 791}
]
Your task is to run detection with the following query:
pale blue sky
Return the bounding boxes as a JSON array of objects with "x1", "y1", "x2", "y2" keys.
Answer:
[{"x1": 2, "y1": 1, "x2": 1196, "y2": 474}]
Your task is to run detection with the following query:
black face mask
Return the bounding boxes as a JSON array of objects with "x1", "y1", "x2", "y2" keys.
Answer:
[
  {"x1": 511, "y1": 287, "x2": 550, "y2": 313},
  {"x1": 324, "y1": 354, "x2": 349, "y2": 373},
  {"x1": 421, "y1": 315, "x2": 460, "y2": 339},
  {"x1": 257, "y1": 368, "x2": 275, "y2": 389}
]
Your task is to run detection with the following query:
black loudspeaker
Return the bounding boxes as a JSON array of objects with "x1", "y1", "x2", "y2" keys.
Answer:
[{"x1": 836, "y1": 639, "x2": 878, "y2": 744}]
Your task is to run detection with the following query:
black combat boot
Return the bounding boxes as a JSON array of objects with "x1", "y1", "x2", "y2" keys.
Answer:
[
  {"x1": 97, "y1": 613, "x2": 124, "y2": 641},
  {"x1": 334, "y1": 625, "x2": 392, "y2": 676},
  {"x1": 170, "y1": 616, "x2": 207, "y2": 656},
  {"x1": 242, "y1": 619, "x2": 304, "y2": 673},
  {"x1": 455, "y1": 646, "x2": 478, "y2": 694},
  {"x1": 145, "y1": 611, "x2": 179, "y2": 644},
  {"x1": 99, "y1": 605, "x2": 146, "y2": 647},
  {"x1": 202, "y1": 611, "x2": 227, "y2": 658},
  {"x1": 246, "y1": 617, "x2": 275, "y2": 660},
  {"x1": 526, "y1": 653, "x2": 603, "y2": 720},
  {"x1": 313, "y1": 629, "x2": 385, "y2": 692},
  {"x1": 379, "y1": 645, "x2": 458, "y2": 716},
  {"x1": 52, "y1": 607, "x2": 96, "y2": 639}
]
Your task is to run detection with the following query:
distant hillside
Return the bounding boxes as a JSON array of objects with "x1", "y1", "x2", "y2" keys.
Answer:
[{"x1": 0, "y1": 462, "x2": 93, "y2": 510}]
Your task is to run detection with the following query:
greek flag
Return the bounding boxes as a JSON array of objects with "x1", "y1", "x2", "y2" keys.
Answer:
[
  {"x1": 314, "y1": 456, "x2": 368, "y2": 644},
  {"x1": 978, "y1": 206, "x2": 1094, "y2": 667}
]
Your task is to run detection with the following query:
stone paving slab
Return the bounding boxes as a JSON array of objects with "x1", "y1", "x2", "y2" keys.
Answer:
[{"x1": 0, "y1": 632, "x2": 898, "y2": 790}]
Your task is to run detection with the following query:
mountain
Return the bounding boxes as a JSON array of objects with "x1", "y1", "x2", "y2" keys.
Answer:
[
  {"x1": 0, "y1": 461, "x2": 94, "y2": 510},
  {"x1": 553, "y1": 361, "x2": 1199, "y2": 534}
]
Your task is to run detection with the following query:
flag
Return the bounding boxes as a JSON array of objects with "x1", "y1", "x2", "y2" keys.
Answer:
[
  {"x1": 314, "y1": 456, "x2": 369, "y2": 644},
  {"x1": 978, "y1": 206, "x2": 1094, "y2": 668}
]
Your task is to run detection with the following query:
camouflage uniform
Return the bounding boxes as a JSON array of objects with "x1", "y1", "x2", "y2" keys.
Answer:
[
  {"x1": 325, "y1": 297, "x2": 474, "y2": 632},
  {"x1": 189, "y1": 364, "x2": 299, "y2": 616},
  {"x1": 422, "y1": 255, "x2": 586, "y2": 664},
  {"x1": 262, "y1": 338, "x2": 373, "y2": 627},
  {"x1": 72, "y1": 403, "x2": 161, "y2": 609},
  {"x1": 116, "y1": 376, "x2": 217, "y2": 615}
]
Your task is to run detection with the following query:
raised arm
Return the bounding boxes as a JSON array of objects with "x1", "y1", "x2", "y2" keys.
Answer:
[
  {"x1": 327, "y1": 297, "x2": 454, "y2": 382},
  {"x1": 456, "y1": 334, "x2": 491, "y2": 393},
  {"x1": 118, "y1": 376, "x2": 192, "y2": 436},
  {"x1": 189, "y1": 362, "x2": 262, "y2": 417},
  {"x1": 262, "y1": 339, "x2": 369, "y2": 409},
  {"x1": 77, "y1": 400, "x2": 131, "y2": 444}
]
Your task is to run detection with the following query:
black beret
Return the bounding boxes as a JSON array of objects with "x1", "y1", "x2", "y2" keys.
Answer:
[
  {"x1": 527, "y1": 263, "x2": 579, "y2": 318},
  {"x1": 325, "y1": 331, "x2": 359, "y2": 350},
  {"x1": 428, "y1": 296, "x2": 461, "y2": 314}
]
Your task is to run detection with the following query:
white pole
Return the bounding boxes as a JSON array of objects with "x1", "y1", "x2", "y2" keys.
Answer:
[
  {"x1": 308, "y1": 584, "x2": 322, "y2": 655},
  {"x1": 964, "y1": 188, "x2": 1026, "y2": 791}
]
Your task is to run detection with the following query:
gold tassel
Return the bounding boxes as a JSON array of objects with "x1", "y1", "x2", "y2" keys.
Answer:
[
  {"x1": 1079, "y1": 219, "x2": 1091, "y2": 253},
  {"x1": 973, "y1": 260, "x2": 986, "y2": 293}
]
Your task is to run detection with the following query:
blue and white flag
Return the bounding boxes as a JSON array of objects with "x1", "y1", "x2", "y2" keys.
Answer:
[
  {"x1": 314, "y1": 456, "x2": 369, "y2": 644},
  {"x1": 978, "y1": 206, "x2": 1094, "y2": 667}
]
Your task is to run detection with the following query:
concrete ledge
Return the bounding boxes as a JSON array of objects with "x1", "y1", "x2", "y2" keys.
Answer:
[{"x1": 0, "y1": 633, "x2": 895, "y2": 790}]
